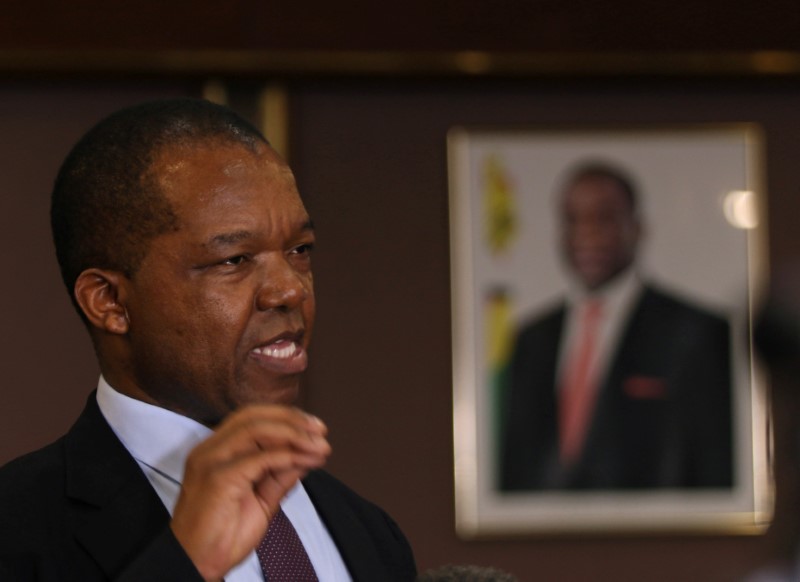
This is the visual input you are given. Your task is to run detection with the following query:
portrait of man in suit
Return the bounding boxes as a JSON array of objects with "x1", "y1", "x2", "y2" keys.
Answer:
[
  {"x1": 499, "y1": 161, "x2": 734, "y2": 491},
  {"x1": 0, "y1": 99, "x2": 416, "y2": 581}
]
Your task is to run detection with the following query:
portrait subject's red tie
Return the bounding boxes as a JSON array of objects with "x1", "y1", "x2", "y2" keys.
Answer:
[
  {"x1": 559, "y1": 299, "x2": 604, "y2": 465},
  {"x1": 256, "y1": 507, "x2": 319, "y2": 582}
]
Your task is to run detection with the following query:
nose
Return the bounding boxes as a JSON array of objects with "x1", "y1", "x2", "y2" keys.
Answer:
[
  {"x1": 569, "y1": 218, "x2": 606, "y2": 248},
  {"x1": 255, "y1": 255, "x2": 311, "y2": 312}
]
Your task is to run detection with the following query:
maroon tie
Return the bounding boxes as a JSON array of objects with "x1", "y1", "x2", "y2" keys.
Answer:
[{"x1": 256, "y1": 507, "x2": 319, "y2": 581}]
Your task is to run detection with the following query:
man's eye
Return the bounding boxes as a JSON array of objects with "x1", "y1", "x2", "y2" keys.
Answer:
[
  {"x1": 292, "y1": 243, "x2": 315, "y2": 255},
  {"x1": 222, "y1": 255, "x2": 247, "y2": 266}
]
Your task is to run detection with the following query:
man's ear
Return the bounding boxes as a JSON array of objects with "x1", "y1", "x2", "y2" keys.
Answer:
[{"x1": 74, "y1": 268, "x2": 131, "y2": 335}]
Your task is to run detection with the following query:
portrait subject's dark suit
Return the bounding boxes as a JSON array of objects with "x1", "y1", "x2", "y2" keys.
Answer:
[
  {"x1": 500, "y1": 285, "x2": 733, "y2": 491},
  {"x1": 0, "y1": 394, "x2": 416, "y2": 581}
]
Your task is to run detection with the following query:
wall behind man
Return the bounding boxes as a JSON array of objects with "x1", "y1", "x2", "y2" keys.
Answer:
[
  {"x1": 1, "y1": 0, "x2": 799, "y2": 53},
  {"x1": 289, "y1": 76, "x2": 800, "y2": 580}
]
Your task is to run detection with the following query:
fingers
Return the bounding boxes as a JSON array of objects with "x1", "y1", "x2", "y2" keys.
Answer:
[
  {"x1": 253, "y1": 464, "x2": 308, "y2": 515},
  {"x1": 182, "y1": 406, "x2": 330, "y2": 490},
  {"x1": 171, "y1": 405, "x2": 331, "y2": 581},
  {"x1": 192, "y1": 406, "x2": 329, "y2": 462}
]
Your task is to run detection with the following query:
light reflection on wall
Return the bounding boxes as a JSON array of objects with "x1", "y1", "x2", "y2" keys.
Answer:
[{"x1": 723, "y1": 190, "x2": 759, "y2": 230}]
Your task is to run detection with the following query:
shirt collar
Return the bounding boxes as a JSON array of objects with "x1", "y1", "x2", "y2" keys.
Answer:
[{"x1": 96, "y1": 376, "x2": 212, "y2": 484}]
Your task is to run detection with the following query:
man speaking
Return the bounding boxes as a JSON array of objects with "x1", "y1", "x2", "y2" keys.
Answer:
[{"x1": 0, "y1": 99, "x2": 416, "y2": 581}]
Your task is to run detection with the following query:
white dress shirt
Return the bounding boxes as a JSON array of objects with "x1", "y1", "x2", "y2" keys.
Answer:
[
  {"x1": 556, "y1": 269, "x2": 644, "y2": 392},
  {"x1": 95, "y1": 377, "x2": 352, "y2": 581}
]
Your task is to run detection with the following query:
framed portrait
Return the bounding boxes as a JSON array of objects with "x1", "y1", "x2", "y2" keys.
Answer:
[{"x1": 448, "y1": 124, "x2": 771, "y2": 536}]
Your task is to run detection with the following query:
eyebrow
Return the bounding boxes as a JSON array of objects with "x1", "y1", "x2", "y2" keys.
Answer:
[
  {"x1": 204, "y1": 220, "x2": 315, "y2": 249},
  {"x1": 205, "y1": 230, "x2": 253, "y2": 249}
]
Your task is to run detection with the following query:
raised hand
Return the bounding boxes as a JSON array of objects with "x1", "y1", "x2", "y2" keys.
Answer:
[{"x1": 170, "y1": 406, "x2": 330, "y2": 582}]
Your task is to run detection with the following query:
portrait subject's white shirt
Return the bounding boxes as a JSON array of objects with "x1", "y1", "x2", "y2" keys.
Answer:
[
  {"x1": 556, "y1": 268, "x2": 643, "y2": 391},
  {"x1": 95, "y1": 376, "x2": 351, "y2": 582}
]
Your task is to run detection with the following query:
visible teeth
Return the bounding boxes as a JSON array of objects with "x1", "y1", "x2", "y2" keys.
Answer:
[{"x1": 255, "y1": 342, "x2": 298, "y2": 359}]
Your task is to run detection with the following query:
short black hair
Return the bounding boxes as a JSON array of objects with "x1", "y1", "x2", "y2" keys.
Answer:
[
  {"x1": 559, "y1": 160, "x2": 639, "y2": 215},
  {"x1": 51, "y1": 98, "x2": 267, "y2": 307}
]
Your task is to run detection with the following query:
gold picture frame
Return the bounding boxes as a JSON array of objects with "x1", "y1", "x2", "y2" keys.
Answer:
[{"x1": 448, "y1": 124, "x2": 771, "y2": 536}]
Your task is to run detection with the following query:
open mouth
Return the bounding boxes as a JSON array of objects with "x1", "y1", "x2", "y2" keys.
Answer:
[
  {"x1": 252, "y1": 340, "x2": 300, "y2": 359},
  {"x1": 249, "y1": 334, "x2": 308, "y2": 374}
]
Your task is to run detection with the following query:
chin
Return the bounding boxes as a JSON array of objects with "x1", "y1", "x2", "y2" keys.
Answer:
[{"x1": 244, "y1": 381, "x2": 300, "y2": 407}]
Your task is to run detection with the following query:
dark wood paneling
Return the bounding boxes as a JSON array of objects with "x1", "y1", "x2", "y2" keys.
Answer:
[{"x1": 0, "y1": 0, "x2": 799, "y2": 52}]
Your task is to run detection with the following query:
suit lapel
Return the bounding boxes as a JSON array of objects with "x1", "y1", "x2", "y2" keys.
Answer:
[
  {"x1": 571, "y1": 288, "x2": 655, "y2": 486},
  {"x1": 538, "y1": 307, "x2": 568, "y2": 487},
  {"x1": 63, "y1": 394, "x2": 171, "y2": 578},
  {"x1": 302, "y1": 472, "x2": 387, "y2": 581}
]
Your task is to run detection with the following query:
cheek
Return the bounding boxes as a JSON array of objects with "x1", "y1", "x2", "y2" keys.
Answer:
[
  {"x1": 615, "y1": 228, "x2": 639, "y2": 256},
  {"x1": 199, "y1": 281, "x2": 258, "y2": 323},
  {"x1": 137, "y1": 289, "x2": 238, "y2": 361},
  {"x1": 205, "y1": 295, "x2": 245, "y2": 328}
]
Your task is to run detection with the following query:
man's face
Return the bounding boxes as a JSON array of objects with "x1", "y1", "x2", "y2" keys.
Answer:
[
  {"x1": 120, "y1": 142, "x2": 315, "y2": 425},
  {"x1": 560, "y1": 175, "x2": 640, "y2": 290}
]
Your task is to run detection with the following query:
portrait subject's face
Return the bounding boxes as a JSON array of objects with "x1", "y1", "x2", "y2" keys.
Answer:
[
  {"x1": 560, "y1": 175, "x2": 640, "y2": 290},
  {"x1": 120, "y1": 142, "x2": 316, "y2": 425}
]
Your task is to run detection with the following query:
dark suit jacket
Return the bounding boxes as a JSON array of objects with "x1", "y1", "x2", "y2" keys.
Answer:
[
  {"x1": 0, "y1": 394, "x2": 416, "y2": 581},
  {"x1": 500, "y1": 285, "x2": 733, "y2": 491}
]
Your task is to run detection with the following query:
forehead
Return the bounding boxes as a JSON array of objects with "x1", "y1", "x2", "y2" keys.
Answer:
[
  {"x1": 151, "y1": 141, "x2": 304, "y2": 216},
  {"x1": 562, "y1": 175, "x2": 631, "y2": 214}
]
